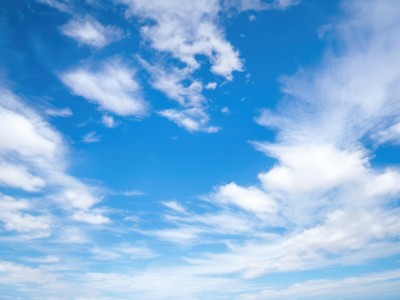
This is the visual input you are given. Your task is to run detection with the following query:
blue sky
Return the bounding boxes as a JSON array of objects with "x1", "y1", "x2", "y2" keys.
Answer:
[{"x1": 1, "y1": 0, "x2": 400, "y2": 299}]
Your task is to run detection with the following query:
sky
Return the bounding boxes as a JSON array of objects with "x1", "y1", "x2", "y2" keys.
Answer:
[{"x1": 1, "y1": 0, "x2": 400, "y2": 299}]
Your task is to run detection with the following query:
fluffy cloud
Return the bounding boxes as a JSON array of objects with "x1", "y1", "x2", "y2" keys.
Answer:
[
  {"x1": 120, "y1": 0, "x2": 243, "y2": 79},
  {"x1": 60, "y1": 16, "x2": 122, "y2": 48},
  {"x1": 60, "y1": 58, "x2": 147, "y2": 117},
  {"x1": 0, "y1": 87, "x2": 107, "y2": 229},
  {"x1": 0, "y1": 195, "x2": 50, "y2": 235},
  {"x1": 213, "y1": 182, "x2": 277, "y2": 219}
]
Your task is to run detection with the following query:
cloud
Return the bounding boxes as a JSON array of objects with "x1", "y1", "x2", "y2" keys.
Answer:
[
  {"x1": 159, "y1": 108, "x2": 220, "y2": 133},
  {"x1": 0, "y1": 161, "x2": 45, "y2": 192},
  {"x1": 162, "y1": 201, "x2": 188, "y2": 214},
  {"x1": 72, "y1": 211, "x2": 110, "y2": 225},
  {"x1": 205, "y1": 82, "x2": 217, "y2": 90},
  {"x1": 60, "y1": 16, "x2": 122, "y2": 48},
  {"x1": 37, "y1": 0, "x2": 72, "y2": 13},
  {"x1": 0, "y1": 195, "x2": 51, "y2": 235},
  {"x1": 133, "y1": 0, "x2": 400, "y2": 282},
  {"x1": 101, "y1": 114, "x2": 116, "y2": 128},
  {"x1": 45, "y1": 107, "x2": 73, "y2": 118},
  {"x1": 0, "y1": 87, "x2": 107, "y2": 228},
  {"x1": 240, "y1": 269, "x2": 400, "y2": 300},
  {"x1": 139, "y1": 58, "x2": 219, "y2": 132},
  {"x1": 60, "y1": 58, "x2": 148, "y2": 117},
  {"x1": 82, "y1": 131, "x2": 101, "y2": 143},
  {"x1": 212, "y1": 182, "x2": 277, "y2": 219},
  {"x1": 91, "y1": 244, "x2": 156, "y2": 260},
  {"x1": 120, "y1": 0, "x2": 243, "y2": 79},
  {"x1": 228, "y1": 0, "x2": 300, "y2": 11}
]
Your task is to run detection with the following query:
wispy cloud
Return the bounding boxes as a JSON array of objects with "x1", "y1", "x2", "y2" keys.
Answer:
[
  {"x1": 45, "y1": 107, "x2": 73, "y2": 118},
  {"x1": 60, "y1": 16, "x2": 122, "y2": 48},
  {"x1": 82, "y1": 131, "x2": 101, "y2": 143}
]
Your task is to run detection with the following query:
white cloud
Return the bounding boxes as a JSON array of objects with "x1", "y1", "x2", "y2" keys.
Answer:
[
  {"x1": 45, "y1": 107, "x2": 73, "y2": 117},
  {"x1": 212, "y1": 182, "x2": 277, "y2": 219},
  {"x1": 60, "y1": 58, "x2": 147, "y2": 117},
  {"x1": 72, "y1": 211, "x2": 110, "y2": 225},
  {"x1": 60, "y1": 16, "x2": 122, "y2": 48},
  {"x1": 0, "y1": 195, "x2": 51, "y2": 234},
  {"x1": 205, "y1": 82, "x2": 217, "y2": 90},
  {"x1": 101, "y1": 114, "x2": 116, "y2": 128},
  {"x1": 372, "y1": 121, "x2": 400, "y2": 144},
  {"x1": 59, "y1": 185, "x2": 101, "y2": 210},
  {"x1": 57, "y1": 227, "x2": 90, "y2": 244},
  {"x1": 241, "y1": 269, "x2": 400, "y2": 300},
  {"x1": 221, "y1": 106, "x2": 230, "y2": 115},
  {"x1": 133, "y1": 0, "x2": 400, "y2": 282},
  {"x1": 120, "y1": 0, "x2": 243, "y2": 79},
  {"x1": 0, "y1": 161, "x2": 45, "y2": 192},
  {"x1": 121, "y1": 189, "x2": 145, "y2": 196},
  {"x1": 91, "y1": 244, "x2": 156, "y2": 260},
  {"x1": 162, "y1": 201, "x2": 188, "y2": 214},
  {"x1": 0, "y1": 87, "x2": 108, "y2": 225},
  {"x1": 82, "y1": 131, "x2": 101, "y2": 143},
  {"x1": 230, "y1": 0, "x2": 300, "y2": 11},
  {"x1": 37, "y1": 0, "x2": 72, "y2": 13},
  {"x1": 256, "y1": 144, "x2": 366, "y2": 195},
  {"x1": 139, "y1": 58, "x2": 219, "y2": 132},
  {"x1": 159, "y1": 108, "x2": 219, "y2": 133}
]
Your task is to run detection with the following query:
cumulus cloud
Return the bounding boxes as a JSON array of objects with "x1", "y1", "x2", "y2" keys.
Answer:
[
  {"x1": 60, "y1": 59, "x2": 147, "y2": 117},
  {"x1": 60, "y1": 16, "x2": 122, "y2": 48}
]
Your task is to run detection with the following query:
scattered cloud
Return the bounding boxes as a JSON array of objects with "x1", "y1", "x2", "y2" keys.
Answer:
[
  {"x1": 0, "y1": 87, "x2": 108, "y2": 233},
  {"x1": 60, "y1": 58, "x2": 148, "y2": 117},
  {"x1": 159, "y1": 108, "x2": 220, "y2": 133},
  {"x1": 221, "y1": 106, "x2": 230, "y2": 115},
  {"x1": 72, "y1": 211, "x2": 110, "y2": 225},
  {"x1": 230, "y1": 0, "x2": 300, "y2": 11},
  {"x1": 205, "y1": 82, "x2": 218, "y2": 90},
  {"x1": 37, "y1": 0, "x2": 72, "y2": 13},
  {"x1": 45, "y1": 107, "x2": 73, "y2": 118},
  {"x1": 120, "y1": 0, "x2": 243, "y2": 79},
  {"x1": 0, "y1": 195, "x2": 51, "y2": 235},
  {"x1": 240, "y1": 269, "x2": 400, "y2": 300},
  {"x1": 60, "y1": 16, "x2": 122, "y2": 48},
  {"x1": 101, "y1": 114, "x2": 116, "y2": 128},
  {"x1": 82, "y1": 131, "x2": 101, "y2": 143}
]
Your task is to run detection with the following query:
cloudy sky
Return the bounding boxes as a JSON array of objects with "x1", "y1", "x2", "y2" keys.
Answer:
[{"x1": 1, "y1": 0, "x2": 400, "y2": 299}]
